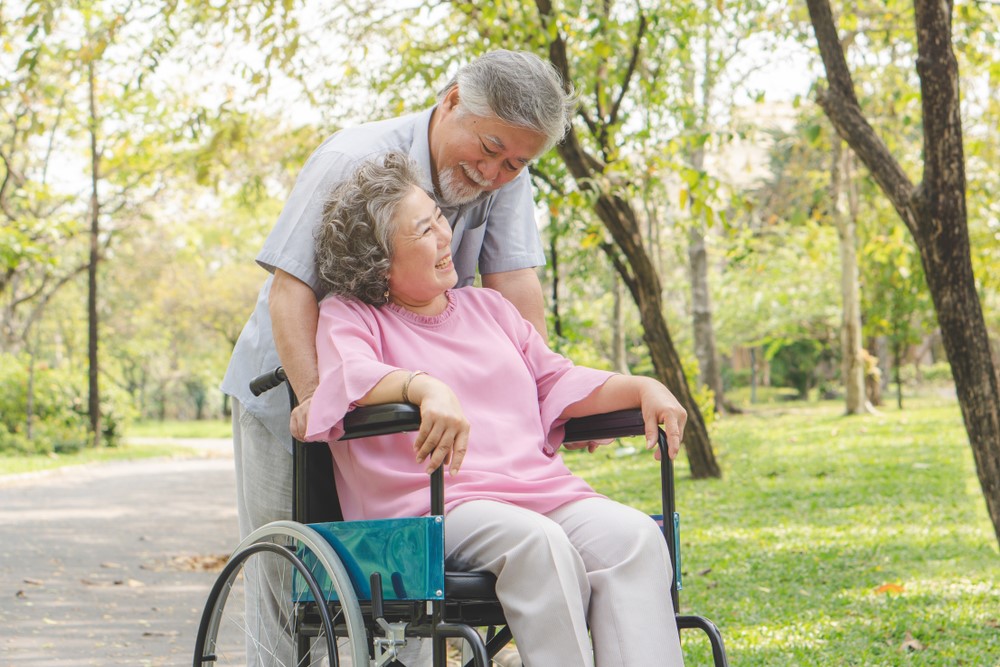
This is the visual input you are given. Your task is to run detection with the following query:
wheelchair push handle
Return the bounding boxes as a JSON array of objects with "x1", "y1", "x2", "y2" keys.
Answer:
[{"x1": 250, "y1": 367, "x2": 288, "y2": 397}]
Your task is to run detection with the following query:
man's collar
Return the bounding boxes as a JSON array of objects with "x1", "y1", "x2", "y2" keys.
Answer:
[{"x1": 408, "y1": 107, "x2": 437, "y2": 194}]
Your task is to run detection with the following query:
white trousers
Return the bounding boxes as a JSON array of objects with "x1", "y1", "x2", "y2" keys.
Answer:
[{"x1": 445, "y1": 498, "x2": 685, "y2": 667}]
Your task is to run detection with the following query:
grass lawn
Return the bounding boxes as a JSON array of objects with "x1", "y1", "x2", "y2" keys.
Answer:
[
  {"x1": 0, "y1": 442, "x2": 203, "y2": 476},
  {"x1": 565, "y1": 395, "x2": 1000, "y2": 666},
  {"x1": 127, "y1": 418, "x2": 232, "y2": 439},
  {"x1": 0, "y1": 419, "x2": 228, "y2": 476},
  {"x1": 3, "y1": 393, "x2": 997, "y2": 663}
]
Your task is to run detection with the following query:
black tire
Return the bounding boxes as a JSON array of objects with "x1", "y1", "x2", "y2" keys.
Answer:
[{"x1": 194, "y1": 521, "x2": 369, "y2": 666}]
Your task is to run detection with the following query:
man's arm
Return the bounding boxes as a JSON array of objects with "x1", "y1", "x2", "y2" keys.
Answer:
[
  {"x1": 270, "y1": 269, "x2": 320, "y2": 438},
  {"x1": 482, "y1": 267, "x2": 547, "y2": 337}
]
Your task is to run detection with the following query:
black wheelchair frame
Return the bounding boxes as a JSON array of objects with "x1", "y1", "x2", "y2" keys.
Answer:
[{"x1": 196, "y1": 366, "x2": 728, "y2": 666}]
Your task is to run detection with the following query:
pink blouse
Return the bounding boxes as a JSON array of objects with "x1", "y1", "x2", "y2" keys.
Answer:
[{"x1": 304, "y1": 287, "x2": 614, "y2": 521}]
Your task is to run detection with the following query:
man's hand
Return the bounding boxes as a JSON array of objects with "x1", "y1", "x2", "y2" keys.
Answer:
[
  {"x1": 562, "y1": 438, "x2": 614, "y2": 453},
  {"x1": 289, "y1": 396, "x2": 312, "y2": 441}
]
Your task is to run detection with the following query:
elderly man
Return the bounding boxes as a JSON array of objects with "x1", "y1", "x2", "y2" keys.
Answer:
[{"x1": 221, "y1": 50, "x2": 574, "y2": 665}]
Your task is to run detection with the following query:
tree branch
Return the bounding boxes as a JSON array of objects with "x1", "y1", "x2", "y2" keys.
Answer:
[
  {"x1": 576, "y1": 106, "x2": 600, "y2": 140},
  {"x1": 608, "y1": 11, "x2": 646, "y2": 129},
  {"x1": 528, "y1": 165, "x2": 565, "y2": 195},
  {"x1": 15, "y1": 263, "x2": 89, "y2": 343},
  {"x1": 805, "y1": 0, "x2": 919, "y2": 234},
  {"x1": 600, "y1": 241, "x2": 638, "y2": 301}
]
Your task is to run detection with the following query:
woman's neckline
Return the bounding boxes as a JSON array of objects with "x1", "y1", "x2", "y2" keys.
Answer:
[{"x1": 384, "y1": 289, "x2": 457, "y2": 325}]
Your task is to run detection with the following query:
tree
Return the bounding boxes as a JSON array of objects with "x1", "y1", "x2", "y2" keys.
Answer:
[
  {"x1": 335, "y1": 1, "x2": 725, "y2": 476},
  {"x1": 806, "y1": 0, "x2": 1000, "y2": 544},
  {"x1": 829, "y1": 138, "x2": 867, "y2": 413},
  {"x1": 670, "y1": 0, "x2": 784, "y2": 415},
  {"x1": 537, "y1": 1, "x2": 720, "y2": 476},
  {"x1": 862, "y1": 222, "x2": 934, "y2": 409},
  {"x1": 10, "y1": 0, "x2": 225, "y2": 443}
]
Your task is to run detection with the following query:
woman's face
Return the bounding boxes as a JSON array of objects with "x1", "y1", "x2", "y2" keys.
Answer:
[{"x1": 387, "y1": 186, "x2": 458, "y2": 312}]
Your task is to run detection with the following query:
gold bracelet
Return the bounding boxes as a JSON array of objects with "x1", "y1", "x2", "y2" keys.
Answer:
[{"x1": 401, "y1": 370, "x2": 426, "y2": 404}]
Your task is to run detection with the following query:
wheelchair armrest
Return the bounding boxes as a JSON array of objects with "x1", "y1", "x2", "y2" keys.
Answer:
[
  {"x1": 563, "y1": 409, "x2": 645, "y2": 443},
  {"x1": 341, "y1": 403, "x2": 421, "y2": 440},
  {"x1": 338, "y1": 405, "x2": 646, "y2": 443}
]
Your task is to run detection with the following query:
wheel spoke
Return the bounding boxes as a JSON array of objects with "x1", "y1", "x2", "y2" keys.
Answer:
[{"x1": 193, "y1": 523, "x2": 368, "y2": 667}]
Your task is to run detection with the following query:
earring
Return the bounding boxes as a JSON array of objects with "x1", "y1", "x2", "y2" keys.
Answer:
[{"x1": 384, "y1": 289, "x2": 390, "y2": 303}]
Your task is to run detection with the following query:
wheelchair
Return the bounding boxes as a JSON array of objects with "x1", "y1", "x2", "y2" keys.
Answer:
[{"x1": 193, "y1": 367, "x2": 729, "y2": 666}]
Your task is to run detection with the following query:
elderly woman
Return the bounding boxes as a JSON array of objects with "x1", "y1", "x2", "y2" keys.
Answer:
[{"x1": 303, "y1": 153, "x2": 686, "y2": 667}]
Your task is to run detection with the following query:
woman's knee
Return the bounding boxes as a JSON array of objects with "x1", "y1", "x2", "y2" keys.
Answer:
[
  {"x1": 502, "y1": 512, "x2": 579, "y2": 560},
  {"x1": 561, "y1": 500, "x2": 670, "y2": 569},
  {"x1": 446, "y1": 502, "x2": 579, "y2": 571}
]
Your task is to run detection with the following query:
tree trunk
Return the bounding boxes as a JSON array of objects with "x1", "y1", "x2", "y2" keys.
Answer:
[
  {"x1": 807, "y1": 0, "x2": 1000, "y2": 546},
  {"x1": 611, "y1": 273, "x2": 629, "y2": 374},
  {"x1": 573, "y1": 176, "x2": 720, "y2": 478},
  {"x1": 87, "y1": 61, "x2": 102, "y2": 448},
  {"x1": 688, "y1": 219, "x2": 726, "y2": 414},
  {"x1": 892, "y1": 337, "x2": 904, "y2": 410},
  {"x1": 548, "y1": 232, "x2": 563, "y2": 340},
  {"x1": 631, "y1": 262, "x2": 721, "y2": 478},
  {"x1": 830, "y1": 139, "x2": 866, "y2": 414},
  {"x1": 26, "y1": 343, "x2": 36, "y2": 441},
  {"x1": 585, "y1": 177, "x2": 720, "y2": 479},
  {"x1": 539, "y1": 0, "x2": 720, "y2": 478}
]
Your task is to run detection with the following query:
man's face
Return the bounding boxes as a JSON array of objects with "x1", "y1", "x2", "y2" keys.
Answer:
[{"x1": 430, "y1": 88, "x2": 548, "y2": 207}]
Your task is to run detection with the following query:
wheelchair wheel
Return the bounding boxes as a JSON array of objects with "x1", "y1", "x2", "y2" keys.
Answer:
[{"x1": 194, "y1": 521, "x2": 369, "y2": 666}]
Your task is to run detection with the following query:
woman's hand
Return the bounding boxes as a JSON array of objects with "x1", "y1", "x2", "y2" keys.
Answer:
[
  {"x1": 560, "y1": 374, "x2": 688, "y2": 461},
  {"x1": 408, "y1": 375, "x2": 470, "y2": 476},
  {"x1": 638, "y1": 379, "x2": 687, "y2": 461}
]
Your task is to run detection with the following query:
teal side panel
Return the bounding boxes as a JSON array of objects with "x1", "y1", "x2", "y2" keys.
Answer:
[
  {"x1": 651, "y1": 513, "x2": 682, "y2": 592},
  {"x1": 295, "y1": 516, "x2": 445, "y2": 602}
]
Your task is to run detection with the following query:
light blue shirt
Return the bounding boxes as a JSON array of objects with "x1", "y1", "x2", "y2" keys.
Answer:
[{"x1": 221, "y1": 108, "x2": 546, "y2": 448}]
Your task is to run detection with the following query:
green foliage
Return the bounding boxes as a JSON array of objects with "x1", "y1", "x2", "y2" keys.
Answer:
[
  {"x1": 861, "y1": 222, "x2": 935, "y2": 355},
  {"x1": 0, "y1": 353, "x2": 133, "y2": 454},
  {"x1": 766, "y1": 338, "x2": 830, "y2": 399},
  {"x1": 565, "y1": 398, "x2": 1000, "y2": 664},
  {"x1": 899, "y1": 361, "x2": 953, "y2": 386},
  {"x1": 714, "y1": 221, "x2": 841, "y2": 353}
]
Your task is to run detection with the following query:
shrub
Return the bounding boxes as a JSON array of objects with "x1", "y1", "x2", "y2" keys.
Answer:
[{"x1": 0, "y1": 353, "x2": 133, "y2": 454}]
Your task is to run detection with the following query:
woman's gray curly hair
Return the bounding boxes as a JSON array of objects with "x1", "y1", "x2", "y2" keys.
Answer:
[{"x1": 314, "y1": 152, "x2": 424, "y2": 304}]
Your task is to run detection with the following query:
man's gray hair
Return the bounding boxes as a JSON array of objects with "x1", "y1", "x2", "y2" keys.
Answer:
[
  {"x1": 439, "y1": 50, "x2": 575, "y2": 152},
  {"x1": 314, "y1": 152, "x2": 424, "y2": 304}
]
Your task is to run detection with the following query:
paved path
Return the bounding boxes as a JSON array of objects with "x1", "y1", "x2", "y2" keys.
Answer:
[{"x1": 0, "y1": 448, "x2": 238, "y2": 666}]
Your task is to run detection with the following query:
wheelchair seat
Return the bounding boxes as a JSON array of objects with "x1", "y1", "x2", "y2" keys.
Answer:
[{"x1": 444, "y1": 571, "x2": 498, "y2": 601}]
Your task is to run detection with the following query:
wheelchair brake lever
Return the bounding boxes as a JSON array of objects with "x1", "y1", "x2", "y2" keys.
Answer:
[{"x1": 370, "y1": 572, "x2": 409, "y2": 666}]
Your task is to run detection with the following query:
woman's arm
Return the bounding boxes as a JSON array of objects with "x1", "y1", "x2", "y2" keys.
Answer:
[
  {"x1": 560, "y1": 375, "x2": 687, "y2": 461},
  {"x1": 355, "y1": 371, "x2": 471, "y2": 477}
]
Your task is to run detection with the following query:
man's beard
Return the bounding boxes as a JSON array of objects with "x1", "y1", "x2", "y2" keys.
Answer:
[{"x1": 438, "y1": 163, "x2": 493, "y2": 207}]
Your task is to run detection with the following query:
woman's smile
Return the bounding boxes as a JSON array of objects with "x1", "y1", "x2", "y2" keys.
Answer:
[{"x1": 387, "y1": 186, "x2": 459, "y2": 315}]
